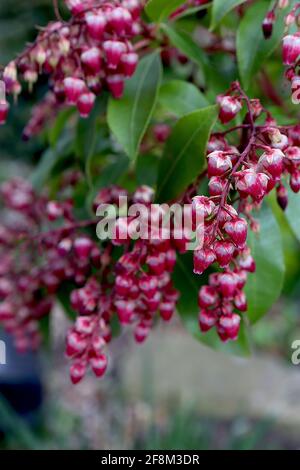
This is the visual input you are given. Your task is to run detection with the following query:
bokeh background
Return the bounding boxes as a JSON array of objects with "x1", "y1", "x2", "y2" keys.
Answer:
[{"x1": 1, "y1": 0, "x2": 300, "y2": 450}]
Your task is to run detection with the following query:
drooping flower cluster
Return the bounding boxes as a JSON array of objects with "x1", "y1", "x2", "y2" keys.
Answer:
[
  {"x1": 0, "y1": 179, "x2": 182, "y2": 384},
  {"x1": 190, "y1": 80, "x2": 300, "y2": 340},
  {"x1": 1, "y1": 0, "x2": 145, "y2": 138},
  {"x1": 0, "y1": 177, "x2": 102, "y2": 353}
]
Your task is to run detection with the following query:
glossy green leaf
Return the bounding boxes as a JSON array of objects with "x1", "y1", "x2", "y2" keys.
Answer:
[
  {"x1": 145, "y1": 0, "x2": 185, "y2": 22},
  {"x1": 173, "y1": 253, "x2": 251, "y2": 356},
  {"x1": 159, "y1": 80, "x2": 209, "y2": 117},
  {"x1": 236, "y1": 1, "x2": 287, "y2": 89},
  {"x1": 211, "y1": 0, "x2": 247, "y2": 30},
  {"x1": 48, "y1": 108, "x2": 75, "y2": 148},
  {"x1": 173, "y1": 2, "x2": 213, "y2": 20},
  {"x1": 161, "y1": 24, "x2": 208, "y2": 68},
  {"x1": 75, "y1": 97, "x2": 106, "y2": 162},
  {"x1": 284, "y1": 188, "x2": 300, "y2": 243},
  {"x1": 245, "y1": 204, "x2": 285, "y2": 323},
  {"x1": 108, "y1": 52, "x2": 162, "y2": 161},
  {"x1": 156, "y1": 105, "x2": 217, "y2": 202},
  {"x1": 30, "y1": 131, "x2": 73, "y2": 190},
  {"x1": 86, "y1": 155, "x2": 130, "y2": 215},
  {"x1": 136, "y1": 154, "x2": 159, "y2": 187}
]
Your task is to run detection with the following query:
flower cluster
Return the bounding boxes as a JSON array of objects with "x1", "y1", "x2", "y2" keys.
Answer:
[
  {"x1": 191, "y1": 80, "x2": 300, "y2": 340},
  {"x1": 0, "y1": 177, "x2": 101, "y2": 353},
  {"x1": 1, "y1": 0, "x2": 145, "y2": 138}
]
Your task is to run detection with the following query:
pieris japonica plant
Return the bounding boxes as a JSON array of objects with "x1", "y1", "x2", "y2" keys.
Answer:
[{"x1": 1, "y1": 0, "x2": 300, "y2": 384}]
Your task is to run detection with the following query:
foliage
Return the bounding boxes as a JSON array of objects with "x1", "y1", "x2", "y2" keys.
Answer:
[{"x1": 0, "y1": 0, "x2": 300, "y2": 385}]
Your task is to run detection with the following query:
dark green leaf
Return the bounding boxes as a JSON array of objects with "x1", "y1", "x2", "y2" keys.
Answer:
[
  {"x1": 136, "y1": 154, "x2": 159, "y2": 187},
  {"x1": 236, "y1": 1, "x2": 287, "y2": 89},
  {"x1": 57, "y1": 284, "x2": 77, "y2": 321},
  {"x1": 173, "y1": 253, "x2": 251, "y2": 355},
  {"x1": 159, "y1": 80, "x2": 209, "y2": 117},
  {"x1": 48, "y1": 108, "x2": 75, "y2": 148},
  {"x1": 284, "y1": 188, "x2": 300, "y2": 243},
  {"x1": 156, "y1": 105, "x2": 217, "y2": 202},
  {"x1": 75, "y1": 97, "x2": 106, "y2": 162},
  {"x1": 30, "y1": 131, "x2": 73, "y2": 190},
  {"x1": 86, "y1": 155, "x2": 130, "y2": 215},
  {"x1": 211, "y1": 0, "x2": 247, "y2": 30},
  {"x1": 107, "y1": 52, "x2": 162, "y2": 161},
  {"x1": 161, "y1": 24, "x2": 208, "y2": 68},
  {"x1": 245, "y1": 204, "x2": 285, "y2": 323},
  {"x1": 145, "y1": 0, "x2": 185, "y2": 22}
]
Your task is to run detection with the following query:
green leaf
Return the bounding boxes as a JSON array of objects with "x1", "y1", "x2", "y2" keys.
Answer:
[
  {"x1": 173, "y1": 2, "x2": 212, "y2": 20},
  {"x1": 173, "y1": 253, "x2": 251, "y2": 356},
  {"x1": 284, "y1": 188, "x2": 300, "y2": 243},
  {"x1": 236, "y1": 1, "x2": 287, "y2": 89},
  {"x1": 156, "y1": 105, "x2": 217, "y2": 202},
  {"x1": 108, "y1": 52, "x2": 162, "y2": 161},
  {"x1": 75, "y1": 97, "x2": 106, "y2": 162},
  {"x1": 245, "y1": 204, "x2": 285, "y2": 324},
  {"x1": 30, "y1": 131, "x2": 73, "y2": 190},
  {"x1": 48, "y1": 108, "x2": 75, "y2": 148},
  {"x1": 161, "y1": 24, "x2": 208, "y2": 68},
  {"x1": 145, "y1": 0, "x2": 185, "y2": 22},
  {"x1": 159, "y1": 80, "x2": 209, "y2": 117},
  {"x1": 211, "y1": 0, "x2": 247, "y2": 30},
  {"x1": 86, "y1": 155, "x2": 130, "y2": 214},
  {"x1": 136, "y1": 154, "x2": 159, "y2": 187},
  {"x1": 57, "y1": 283, "x2": 77, "y2": 321}
]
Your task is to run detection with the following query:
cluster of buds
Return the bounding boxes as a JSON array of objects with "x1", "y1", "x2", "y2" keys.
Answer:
[
  {"x1": 1, "y1": 0, "x2": 145, "y2": 136},
  {"x1": 190, "y1": 80, "x2": 300, "y2": 341},
  {"x1": 0, "y1": 178, "x2": 103, "y2": 353},
  {"x1": 198, "y1": 264, "x2": 250, "y2": 341},
  {"x1": 262, "y1": 1, "x2": 291, "y2": 40},
  {"x1": 0, "y1": 178, "x2": 182, "y2": 384}
]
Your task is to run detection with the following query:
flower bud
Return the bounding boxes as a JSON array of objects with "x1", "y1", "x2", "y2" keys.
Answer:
[
  {"x1": 73, "y1": 237, "x2": 93, "y2": 259},
  {"x1": 198, "y1": 309, "x2": 217, "y2": 333},
  {"x1": 198, "y1": 285, "x2": 218, "y2": 309},
  {"x1": 90, "y1": 354, "x2": 108, "y2": 378},
  {"x1": 77, "y1": 91, "x2": 96, "y2": 118},
  {"x1": 193, "y1": 248, "x2": 216, "y2": 275},
  {"x1": 258, "y1": 148, "x2": 284, "y2": 179},
  {"x1": 214, "y1": 240, "x2": 235, "y2": 268},
  {"x1": 282, "y1": 33, "x2": 300, "y2": 65},
  {"x1": 160, "y1": 301, "x2": 175, "y2": 321},
  {"x1": 207, "y1": 151, "x2": 232, "y2": 177},
  {"x1": 109, "y1": 7, "x2": 132, "y2": 35},
  {"x1": 85, "y1": 12, "x2": 107, "y2": 39},
  {"x1": 121, "y1": 52, "x2": 138, "y2": 77},
  {"x1": 106, "y1": 74, "x2": 125, "y2": 99},
  {"x1": 70, "y1": 361, "x2": 86, "y2": 385},
  {"x1": 0, "y1": 100, "x2": 9, "y2": 125},
  {"x1": 103, "y1": 40, "x2": 126, "y2": 69},
  {"x1": 262, "y1": 11, "x2": 275, "y2": 39},
  {"x1": 81, "y1": 48, "x2": 102, "y2": 74},
  {"x1": 208, "y1": 176, "x2": 227, "y2": 197},
  {"x1": 218, "y1": 314, "x2": 240, "y2": 342},
  {"x1": 290, "y1": 170, "x2": 300, "y2": 193},
  {"x1": 224, "y1": 217, "x2": 248, "y2": 248},
  {"x1": 64, "y1": 77, "x2": 86, "y2": 105},
  {"x1": 276, "y1": 183, "x2": 288, "y2": 210},
  {"x1": 217, "y1": 95, "x2": 242, "y2": 124}
]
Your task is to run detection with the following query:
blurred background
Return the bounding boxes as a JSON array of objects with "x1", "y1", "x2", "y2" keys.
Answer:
[{"x1": 1, "y1": 0, "x2": 300, "y2": 450}]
